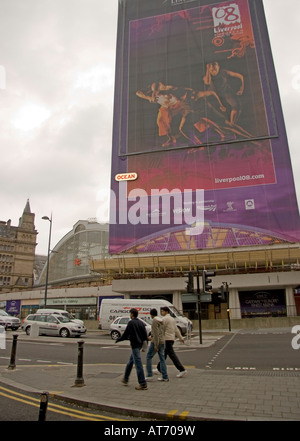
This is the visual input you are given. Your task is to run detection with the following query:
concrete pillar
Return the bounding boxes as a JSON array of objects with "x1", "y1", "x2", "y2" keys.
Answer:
[
  {"x1": 172, "y1": 291, "x2": 183, "y2": 313},
  {"x1": 228, "y1": 288, "x2": 241, "y2": 319},
  {"x1": 286, "y1": 287, "x2": 297, "y2": 317}
]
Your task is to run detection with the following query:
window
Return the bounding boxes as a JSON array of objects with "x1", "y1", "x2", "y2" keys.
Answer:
[
  {"x1": 46, "y1": 316, "x2": 58, "y2": 324},
  {"x1": 35, "y1": 315, "x2": 46, "y2": 322}
]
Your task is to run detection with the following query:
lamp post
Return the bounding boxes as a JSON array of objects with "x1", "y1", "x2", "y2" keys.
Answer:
[{"x1": 42, "y1": 214, "x2": 52, "y2": 308}]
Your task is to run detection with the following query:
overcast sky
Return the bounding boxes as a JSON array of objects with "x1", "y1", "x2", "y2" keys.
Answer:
[{"x1": 0, "y1": 0, "x2": 299, "y2": 255}]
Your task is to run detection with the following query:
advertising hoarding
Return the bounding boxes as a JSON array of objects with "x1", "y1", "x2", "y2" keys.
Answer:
[{"x1": 109, "y1": 0, "x2": 300, "y2": 253}]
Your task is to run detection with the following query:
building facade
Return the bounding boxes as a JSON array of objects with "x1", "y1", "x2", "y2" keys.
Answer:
[{"x1": 0, "y1": 200, "x2": 37, "y2": 294}]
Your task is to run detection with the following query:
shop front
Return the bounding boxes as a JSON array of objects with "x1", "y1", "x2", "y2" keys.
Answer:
[{"x1": 44, "y1": 297, "x2": 98, "y2": 320}]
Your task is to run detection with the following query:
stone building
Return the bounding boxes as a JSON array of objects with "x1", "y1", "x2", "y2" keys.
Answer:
[{"x1": 0, "y1": 200, "x2": 37, "y2": 293}]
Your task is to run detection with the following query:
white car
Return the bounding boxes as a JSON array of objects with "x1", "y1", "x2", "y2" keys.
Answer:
[
  {"x1": 110, "y1": 316, "x2": 151, "y2": 340},
  {"x1": 36, "y1": 309, "x2": 84, "y2": 326},
  {"x1": 0, "y1": 310, "x2": 21, "y2": 330},
  {"x1": 22, "y1": 313, "x2": 86, "y2": 338}
]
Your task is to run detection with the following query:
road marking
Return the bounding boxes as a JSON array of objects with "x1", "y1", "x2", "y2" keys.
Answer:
[
  {"x1": 206, "y1": 333, "x2": 238, "y2": 369},
  {"x1": 176, "y1": 349, "x2": 196, "y2": 353},
  {"x1": 57, "y1": 362, "x2": 73, "y2": 365},
  {"x1": 0, "y1": 385, "x2": 127, "y2": 421},
  {"x1": 37, "y1": 360, "x2": 52, "y2": 363},
  {"x1": 179, "y1": 411, "x2": 190, "y2": 420},
  {"x1": 166, "y1": 409, "x2": 190, "y2": 420},
  {"x1": 167, "y1": 409, "x2": 178, "y2": 418},
  {"x1": 226, "y1": 367, "x2": 256, "y2": 370},
  {"x1": 273, "y1": 367, "x2": 300, "y2": 371}
]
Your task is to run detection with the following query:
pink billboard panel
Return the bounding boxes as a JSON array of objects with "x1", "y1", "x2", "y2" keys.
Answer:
[{"x1": 109, "y1": 0, "x2": 300, "y2": 254}]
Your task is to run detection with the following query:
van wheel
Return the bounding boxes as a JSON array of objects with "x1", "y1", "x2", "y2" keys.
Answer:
[
  {"x1": 60, "y1": 328, "x2": 70, "y2": 338},
  {"x1": 110, "y1": 330, "x2": 120, "y2": 340},
  {"x1": 26, "y1": 326, "x2": 31, "y2": 336}
]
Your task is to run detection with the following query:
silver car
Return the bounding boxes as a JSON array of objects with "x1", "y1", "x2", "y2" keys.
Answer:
[
  {"x1": 0, "y1": 310, "x2": 21, "y2": 330},
  {"x1": 22, "y1": 313, "x2": 86, "y2": 338},
  {"x1": 110, "y1": 316, "x2": 151, "y2": 340}
]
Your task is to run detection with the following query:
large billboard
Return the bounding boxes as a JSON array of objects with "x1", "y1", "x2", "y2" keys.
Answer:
[{"x1": 109, "y1": 0, "x2": 300, "y2": 254}]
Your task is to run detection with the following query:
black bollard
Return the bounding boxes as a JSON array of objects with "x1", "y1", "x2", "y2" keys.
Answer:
[
  {"x1": 7, "y1": 334, "x2": 18, "y2": 370},
  {"x1": 38, "y1": 392, "x2": 49, "y2": 422},
  {"x1": 73, "y1": 340, "x2": 85, "y2": 387}
]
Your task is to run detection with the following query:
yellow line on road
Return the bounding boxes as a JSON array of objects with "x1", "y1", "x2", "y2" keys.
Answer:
[
  {"x1": 167, "y1": 409, "x2": 178, "y2": 418},
  {"x1": 166, "y1": 409, "x2": 190, "y2": 420},
  {"x1": 179, "y1": 411, "x2": 190, "y2": 420},
  {"x1": 0, "y1": 385, "x2": 127, "y2": 421}
]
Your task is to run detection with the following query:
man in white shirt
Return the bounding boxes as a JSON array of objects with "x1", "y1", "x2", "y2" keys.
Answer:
[
  {"x1": 157, "y1": 306, "x2": 187, "y2": 378},
  {"x1": 146, "y1": 308, "x2": 169, "y2": 382}
]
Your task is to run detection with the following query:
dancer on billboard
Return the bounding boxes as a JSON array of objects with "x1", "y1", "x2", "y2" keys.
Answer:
[
  {"x1": 203, "y1": 61, "x2": 244, "y2": 124},
  {"x1": 136, "y1": 82, "x2": 227, "y2": 147}
]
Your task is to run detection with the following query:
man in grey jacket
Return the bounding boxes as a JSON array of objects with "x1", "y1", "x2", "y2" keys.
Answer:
[{"x1": 145, "y1": 308, "x2": 169, "y2": 382}]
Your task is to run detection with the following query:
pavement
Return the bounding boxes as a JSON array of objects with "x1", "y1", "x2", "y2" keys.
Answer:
[{"x1": 1, "y1": 330, "x2": 300, "y2": 421}]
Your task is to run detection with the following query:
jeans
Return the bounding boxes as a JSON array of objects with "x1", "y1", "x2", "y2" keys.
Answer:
[
  {"x1": 146, "y1": 342, "x2": 168, "y2": 380},
  {"x1": 124, "y1": 346, "x2": 147, "y2": 386},
  {"x1": 157, "y1": 340, "x2": 185, "y2": 372}
]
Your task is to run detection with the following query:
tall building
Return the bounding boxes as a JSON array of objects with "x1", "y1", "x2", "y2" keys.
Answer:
[
  {"x1": 0, "y1": 200, "x2": 37, "y2": 293},
  {"x1": 109, "y1": 0, "x2": 300, "y2": 253},
  {"x1": 90, "y1": 0, "x2": 300, "y2": 321}
]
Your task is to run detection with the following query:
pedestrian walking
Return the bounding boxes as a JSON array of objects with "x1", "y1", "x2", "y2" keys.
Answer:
[
  {"x1": 146, "y1": 308, "x2": 169, "y2": 382},
  {"x1": 156, "y1": 306, "x2": 187, "y2": 378},
  {"x1": 115, "y1": 308, "x2": 148, "y2": 390}
]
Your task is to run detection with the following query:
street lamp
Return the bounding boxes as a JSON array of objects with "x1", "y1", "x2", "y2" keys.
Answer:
[{"x1": 42, "y1": 214, "x2": 52, "y2": 307}]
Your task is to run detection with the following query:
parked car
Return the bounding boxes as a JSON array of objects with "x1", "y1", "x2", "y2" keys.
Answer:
[
  {"x1": 22, "y1": 313, "x2": 86, "y2": 338},
  {"x1": 36, "y1": 309, "x2": 84, "y2": 326},
  {"x1": 110, "y1": 316, "x2": 151, "y2": 340},
  {"x1": 0, "y1": 310, "x2": 21, "y2": 330}
]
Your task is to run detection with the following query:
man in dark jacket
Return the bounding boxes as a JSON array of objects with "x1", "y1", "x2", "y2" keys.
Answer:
[{"x1": 115, "y1": 308, "x2": 148, "y2": 390}]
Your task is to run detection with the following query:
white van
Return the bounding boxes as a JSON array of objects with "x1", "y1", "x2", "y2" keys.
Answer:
[
  {"x1": 98, "y1": 299, "x2": 192, "y2": 335},
  {"x1": 36, "y1": 309, "x2": 84, "y2": 326}
]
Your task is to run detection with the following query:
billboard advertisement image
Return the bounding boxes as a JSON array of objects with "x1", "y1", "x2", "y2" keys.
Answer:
[{"x1": 109, "y1": 0, "x2": 300, "y2": 254}]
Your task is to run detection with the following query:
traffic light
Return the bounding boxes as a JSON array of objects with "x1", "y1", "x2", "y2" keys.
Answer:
[
  {"x1": 212, "y1": 292, "x2": 221, "y2": 306},
  {"x1": 212, "y1": 286, "x2": 226, "y2": 304},
  {"x1": 185, "y1": 272, "x2": 194, "y2": 294},
  {"x1": 219, "y1": 285, "x2": 226, "y2": 302},
  {"x1": 202, "y1": 270, "x2": 216, "y2": 294}
]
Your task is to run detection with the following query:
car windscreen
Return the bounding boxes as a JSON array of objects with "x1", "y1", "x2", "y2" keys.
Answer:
[{"x1": 169, "y1": 306, "x2": 184, "y2": 317}]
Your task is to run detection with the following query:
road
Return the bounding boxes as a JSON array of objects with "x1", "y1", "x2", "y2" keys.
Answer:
[
  {"x1": 1, "y1": 328, "x2": 299, "y2": 371},
  {"x1": 0, "y1": 383, "x2": 137, "y2": 421}
]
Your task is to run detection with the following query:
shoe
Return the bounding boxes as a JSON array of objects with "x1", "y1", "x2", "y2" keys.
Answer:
[
  {"x1": 176, "y1": 370, "x2": 187, "y2": 378},
  {"x1": 121, "y1": 378, "x2": 129, "y2": 386},
  {"x1": 157, "y1": 377, "x2": 169, "y2": 382},
  {"x1": 135, "y1": 384, "x2": 148, "y2": 390},
  {"x1": 145, "y1": 376, "x2": 153, "y2": 381}
]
